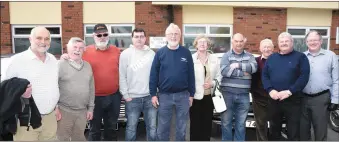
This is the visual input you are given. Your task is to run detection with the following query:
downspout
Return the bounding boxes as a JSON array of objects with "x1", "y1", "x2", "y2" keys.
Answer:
[{"x1": 167, "y1": 5, "x2": 174, "y2": 24}]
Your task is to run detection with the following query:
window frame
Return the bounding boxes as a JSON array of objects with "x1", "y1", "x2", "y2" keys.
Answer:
[
  {"x1": 183, "y1": 24, "x2": 233, "y2": 52},
  {"x1": 84, "y1": 24, "x2": 135, "y2": 47},
  {"x1": 287, "y1": 26, "x2": 330, "y2": 50},
  {"x1": 11, "y1": 25, "x2": 62, "y2": 54}
]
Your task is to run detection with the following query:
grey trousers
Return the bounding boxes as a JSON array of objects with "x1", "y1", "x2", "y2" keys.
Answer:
[
  {"x1": 57, "y1": 108, "x2": 87, "y2": 141},
  {"x1": 300, "y1": 92, "x2": 330, "y2": 141}
]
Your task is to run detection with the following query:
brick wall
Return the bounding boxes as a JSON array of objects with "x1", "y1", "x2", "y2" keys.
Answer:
[
  {"x1": 135, "y1": 2, "x2": 183, "y2": 45},
  {"x1": 330, "y1": 10, "x2": 339, "y2": 55},
  {"x1": 233, "y1": 8, "x2": 287, "y2": 54},
  {"x1": 1, "y1": 2, "x2": 12, "y2": 54},
  {"x1": 61, "y1": 2, "x2": 83, "y2": 54}
]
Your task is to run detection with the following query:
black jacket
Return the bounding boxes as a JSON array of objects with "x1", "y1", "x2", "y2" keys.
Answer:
[{"x1": 0, "y1": 77, "x2": 41, "y2": 135}]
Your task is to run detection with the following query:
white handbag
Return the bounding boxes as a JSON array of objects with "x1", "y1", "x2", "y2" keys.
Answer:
[{"x1": 212, "y1": 79, "x2": 227, "y2": 113}]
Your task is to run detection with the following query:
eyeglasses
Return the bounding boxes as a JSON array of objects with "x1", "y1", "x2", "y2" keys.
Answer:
[
  {"x1": 166, "y1": 33, "x2": 180, "y2": 37},
  {"x1": 96, "y1": 33, "x2": 109, "y2": 38}
]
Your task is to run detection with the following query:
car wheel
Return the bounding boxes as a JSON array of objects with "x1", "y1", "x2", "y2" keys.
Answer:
[{"x1": 328, "y1": 110, "x2": 339, "y2": 132}]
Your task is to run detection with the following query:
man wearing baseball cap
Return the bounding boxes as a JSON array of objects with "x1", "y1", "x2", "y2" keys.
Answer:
[{"x1": 60, "y1": 23, "x2": 121, "y2": 141}]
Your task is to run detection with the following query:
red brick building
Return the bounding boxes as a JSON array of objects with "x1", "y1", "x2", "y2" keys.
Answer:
[{"x1": 1, "y1": 1, "x2": 338, "y2": 55}]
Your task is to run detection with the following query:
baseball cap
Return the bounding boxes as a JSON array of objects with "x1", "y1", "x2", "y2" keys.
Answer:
[{"x1": 93, "y1": 24, "x2": 108, "y2": 33}]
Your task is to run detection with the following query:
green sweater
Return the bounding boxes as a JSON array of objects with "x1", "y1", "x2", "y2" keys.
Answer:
[{"x1": 58, "y1": 59, "x2": 95, "y2": 113}]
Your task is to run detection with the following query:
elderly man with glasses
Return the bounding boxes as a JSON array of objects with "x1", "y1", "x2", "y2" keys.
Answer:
[{"x1": 149, "y1": 23, "x2": 195, "y2": 141}]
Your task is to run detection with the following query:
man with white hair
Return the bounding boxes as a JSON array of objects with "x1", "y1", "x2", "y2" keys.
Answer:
[
  {"x1": 5, "y1": 26, "x2": 60, "y2": 141},
  {"x1": 61, "y1": 24, "x2": 121, "y2": 141},
  {"x1": 250, "y1": 39, "x2": 274, "y2": 141},
  {"x1": 149, "y1": 23, "x2": 195, "y2": 141},
  {"x1": 56, "y1": 37, "x2": 95, "y2": 141},
  {"x1": 262, "y1": 32, "x2": 310, "y2": 140}
]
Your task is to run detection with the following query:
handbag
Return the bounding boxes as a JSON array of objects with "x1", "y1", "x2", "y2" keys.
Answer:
[{"x1": 211, "y1": 79, "x2": 227, "y2": 113}]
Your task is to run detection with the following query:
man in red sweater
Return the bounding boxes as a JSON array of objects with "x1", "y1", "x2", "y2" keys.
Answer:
[{"x1": 61, "y1": 24, "x2": 121, "y2": 141}]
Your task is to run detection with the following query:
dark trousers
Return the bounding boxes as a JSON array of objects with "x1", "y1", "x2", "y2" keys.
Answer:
[
  {"x1": 189, "y1": 95, "x2": 214, "y2": 141},
  {"x1": 252, "y1": 94, "x2": 269, "y2": 141},
  {"x1": 88, "y1": 91, "x2": 122, "y2": 141},
  {"x1": 300, "y1": 92, "x2": 330, "y2": 141},
  {"x1": 268, "y1": 94, "x2": 301, "y2": 141},
  {"x1": 0, "y1": 133, "x2": 13, "y2": 141}
]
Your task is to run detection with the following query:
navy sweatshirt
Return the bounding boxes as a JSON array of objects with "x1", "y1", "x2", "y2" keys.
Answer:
[
  {"x1": 149, "y1": 45, "x2": 195, "y2": 97},
  {"x1": 262, "y1": 50, "x2": 310, "y2": 94}
]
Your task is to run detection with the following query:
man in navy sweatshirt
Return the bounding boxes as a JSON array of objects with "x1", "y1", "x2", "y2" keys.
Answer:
[
  {"x1": 262, "y1": 32, "x2": 310, "y2": 141},
  {"x1": 149, "y1": 23, "x2": 195, "y2": 141}
]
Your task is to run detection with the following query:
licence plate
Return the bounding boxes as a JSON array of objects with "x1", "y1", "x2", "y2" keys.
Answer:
[{"x1": 245, "y1": 120, "x2": 256, "y2": 128}]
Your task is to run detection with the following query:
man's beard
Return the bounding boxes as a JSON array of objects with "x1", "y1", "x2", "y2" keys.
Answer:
[
  {"x1": 95, "y1": 40, "x2": 109, "y2": 50},
  {"x1": 168, "y1": 41, "x2": 179, "y2": 47}
]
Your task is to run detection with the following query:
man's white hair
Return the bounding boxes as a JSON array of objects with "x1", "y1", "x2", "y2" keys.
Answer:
[
  {"x1": 30, "y1": 26, "x2": 51, "y2": 41},
  {"x1": 260, "y1": 39, "x2": 274, "y2": 47},
  {"x1": 67, "y1": 37, "x2": 85, "y2": 48},
  {"x1": 165, "y1": 23, "x2": 181, "y2": 35},
  {"x1": 278, "y1": 32, "x2": 293, "y2": 42}
]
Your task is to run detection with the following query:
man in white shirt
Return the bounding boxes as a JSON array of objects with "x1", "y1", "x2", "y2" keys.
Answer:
[{"x1": 5, "y1": 26, "x2": 60, "y2": 141}]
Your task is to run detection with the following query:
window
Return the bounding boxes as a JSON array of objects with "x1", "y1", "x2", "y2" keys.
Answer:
[
  {"x1": 183, "y1": 24, "x2": 233, "y2": 53},
  {"x1": 287, "y1": 26, "x2": 330, "y2": 52},
  {"x1": 12, "y1": 25, "x2": 62, "y2": 55},
  {"x1": 84, "y1": 24, "x2": 134, "y2": 48}
]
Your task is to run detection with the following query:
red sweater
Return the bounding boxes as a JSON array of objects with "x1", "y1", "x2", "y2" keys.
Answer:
[{"x1": 82, "y1": 45, "x2": 120, "y2": 96}]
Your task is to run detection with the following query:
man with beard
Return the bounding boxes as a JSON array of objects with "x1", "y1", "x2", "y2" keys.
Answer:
[
  {"x1": 262, "y1": 32, "x2": 310, "y2": 140},
  {"x1": 5, "y1": 26, "x2": 60, "y2": 141},
  {"x1": 149, "y1": 23, "x2": 195, "y2": 141},
  {"x1": 61, "y1": 24, "x2": 121, "y2": 141},
  {"x1": 250, "y1": 39, "x2": 274, "y2": 141}
]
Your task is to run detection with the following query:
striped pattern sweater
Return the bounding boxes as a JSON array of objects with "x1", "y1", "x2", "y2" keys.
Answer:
[{"x1": 220, "y1": 50, "x2": 258, "y2": 94}]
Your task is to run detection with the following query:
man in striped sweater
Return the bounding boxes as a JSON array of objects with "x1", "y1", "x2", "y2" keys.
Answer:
[{"x1": 219, "y1": 33, "x2": 258, "y2": 141}]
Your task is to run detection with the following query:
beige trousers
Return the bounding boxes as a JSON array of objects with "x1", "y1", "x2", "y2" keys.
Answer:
[
  {"x1": 14, "y1": 110, "x2": 57, "y2": 141},
  {"x1": 56, "y1": 108, "x2": 87, "y2": 141}
]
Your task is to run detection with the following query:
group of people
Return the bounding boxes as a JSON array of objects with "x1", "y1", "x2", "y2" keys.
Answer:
[{"x1": 0, "y1": 22, "x2": 338, "y2": 141}]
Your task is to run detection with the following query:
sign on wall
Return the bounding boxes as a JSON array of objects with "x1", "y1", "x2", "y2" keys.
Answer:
[{"x1": 150, "y1": 37, "x2": 167, "y2": 48}]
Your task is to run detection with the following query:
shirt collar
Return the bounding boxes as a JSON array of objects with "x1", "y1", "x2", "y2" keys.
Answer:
[
  {"x1": 305, "y1": 48, "x2": 326, "y2": 56},
  {"x1": 167, "y1": 44, "x2": 180, "y2": 50},
  {"x1": 25, "y1": 47, "x2": 50, "y2": 61},
  {"x1": 95, "y1": 45, "x2": 110, "y2": 50},
  {"x1": 231, "y1": 49, "x2": 245, "y2": 55}
]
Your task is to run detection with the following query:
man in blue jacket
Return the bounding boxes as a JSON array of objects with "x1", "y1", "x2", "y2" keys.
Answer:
[
  {"x1": 149, "y1": 23, "x2": 195, "y2": 141},
  {"x1": 262, "y1": 32, "x2": 310, "y2": 140}
]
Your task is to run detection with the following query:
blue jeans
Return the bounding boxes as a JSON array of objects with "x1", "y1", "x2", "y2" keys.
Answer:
[
  {"x1": 157, "y1": 91, "x2": 190, "y2": 141},
  {"x1": 125, "y1": 95, "x2": 157, "y2": 141},
  {"x1": 220, "y1": 91, "x2": 250, "y2": 141},
  {"x1": 88, "y1": 91, "x2": 122, "y2": 141}
]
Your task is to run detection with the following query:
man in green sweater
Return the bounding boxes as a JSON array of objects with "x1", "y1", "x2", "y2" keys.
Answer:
[{"x1": 56, "y1": 37, "x2": 95, "y2": 141}]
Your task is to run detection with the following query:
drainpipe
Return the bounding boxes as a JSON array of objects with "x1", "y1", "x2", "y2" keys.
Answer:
[{"x1": 167, "y1": 5, "x2": 174, "y2": 24}]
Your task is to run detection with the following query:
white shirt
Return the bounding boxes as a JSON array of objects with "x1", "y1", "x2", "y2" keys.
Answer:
[{"x1": 5, "y1": 48, "x2": 60, "y2": 114}]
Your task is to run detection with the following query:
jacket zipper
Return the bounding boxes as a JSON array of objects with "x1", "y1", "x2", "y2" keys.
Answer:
[{"x1": 26, "y1": 105, "x2": 31, "y2": 131}]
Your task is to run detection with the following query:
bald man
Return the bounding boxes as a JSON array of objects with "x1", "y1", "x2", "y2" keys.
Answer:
[
  {"x1": 5, "y1": 26, "x2": 60, "y2": 141},
  {"x1": 219, "y1": 33, "x2": 257, "y2": 141}
]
